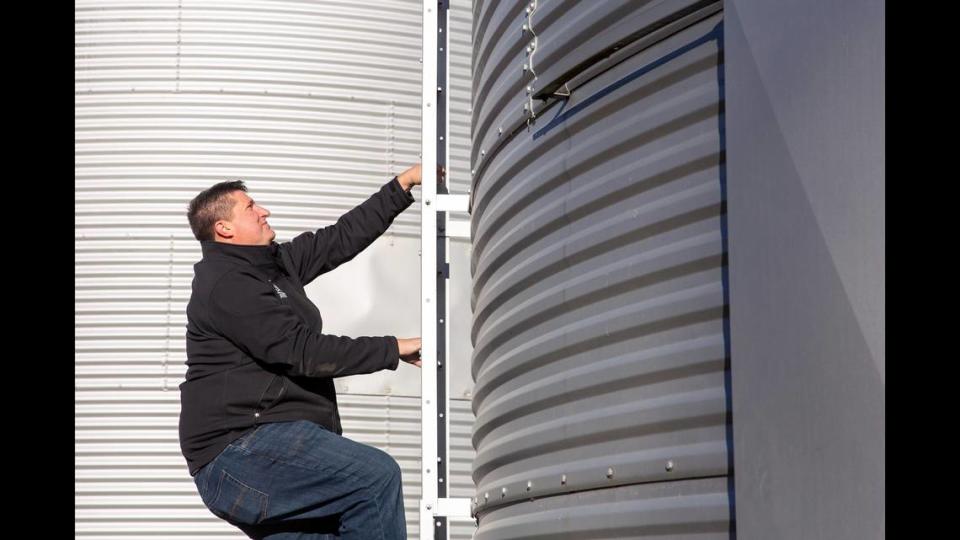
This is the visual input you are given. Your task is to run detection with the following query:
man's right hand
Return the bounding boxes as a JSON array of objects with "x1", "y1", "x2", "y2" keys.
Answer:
[{"x1": 397, "y1": 337, "x2": 422, "y2": 368}]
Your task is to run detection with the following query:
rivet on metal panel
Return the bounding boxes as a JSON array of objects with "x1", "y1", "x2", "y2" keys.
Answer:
[
  {"x1": 498, "y1": 126, "x2": 503, "y2": 135},
  {"x1": 500, "y1": 487, "x2": 507, "y2": 498},
  {"x1": 439, "y1": 318, "x2": 444, "y2": 323},
  {"x1": 437, "y1": 457, "x2": 443, "y2": 463},
  {"x1": 481, "y1": 149, "x2": 485, "y2": 156},
  {"x1": 436, "y1": 521, "x2": 441, "y2": 527},
  {"x1": 439, "y1": 136, "x2": 444, "y2": 141},
  {"x1": 561, "y1": 474, "x2": 567, "y2": 485},
  {"x1": 427, "y1": 468, "x2": 431, "y2": 473},
  {"x1": 437, "y1": 86, "x2": 443, "y2": 92},
  {"x1": 526, "y1": 481, "x2": 532, "y2": 491},
  {"x1": 439, "y1": 478, "x2": 444, "y2": 483},
  {"x1": 522, "y1": 63, "x2": 528, "y2": 72},
  {"x1": 607, "y1": 467, "x2": 614, "y2": 479},
  {"x1": 426, "y1": 199, "x2": 432, "y2": 205},
  {"x1": 666, "y1": 460, "x2": 675, "y2": 472},
  {"x1": 525, "y1": 7, "x2": 530, "y2": 14},
  {"x1": 418, "y1": 58, "x2": 423, "y2": 63},
  {"x1": 522, "y1": 23, "x2": 528, "y2": 32},
  {"x1": 484, "y1": 492, "x2": 489, "y2": 501},
  {"x1": 439, "y1": 412, "x2": 444, "y2": 418},
  {"x1": 426, "y1": 504, "x2": 432, "y2": 510}
]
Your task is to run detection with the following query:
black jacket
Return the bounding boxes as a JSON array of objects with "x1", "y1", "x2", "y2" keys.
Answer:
[{"x1": 179, "y1": 177, "x2": 415, "y2": 475}]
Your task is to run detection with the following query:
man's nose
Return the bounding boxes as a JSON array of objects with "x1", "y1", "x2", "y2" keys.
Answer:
[{"x1": 257, "y1": 206, "x2": 270, "y2": 217}]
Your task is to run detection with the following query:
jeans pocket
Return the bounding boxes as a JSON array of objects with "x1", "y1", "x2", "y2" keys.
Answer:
[{"x1": 206, "y1": 469, "x2": 269, "y2": 525}]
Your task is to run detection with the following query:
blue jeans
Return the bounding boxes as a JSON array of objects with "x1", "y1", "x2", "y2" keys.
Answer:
[{"x1": 193, "y1": 420, "x2": 406, "y2": 539}]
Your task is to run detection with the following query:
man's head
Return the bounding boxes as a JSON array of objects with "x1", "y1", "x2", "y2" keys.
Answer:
[{"x1": 187, "y1": 180, "x2": 276, "y2": 245}]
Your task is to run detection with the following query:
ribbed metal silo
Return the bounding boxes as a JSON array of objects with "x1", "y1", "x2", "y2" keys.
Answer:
[
  {"x1": 469, "y1": 1, "x2": 732, "y2": 537},
  {"x1": 75, "y1": 1, "x2": 475, "y2": 538}
]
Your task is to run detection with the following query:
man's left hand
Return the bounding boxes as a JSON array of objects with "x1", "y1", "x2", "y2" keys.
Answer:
[{"x1": 397, "y1": 163, "x2": 445, "y2": 192}]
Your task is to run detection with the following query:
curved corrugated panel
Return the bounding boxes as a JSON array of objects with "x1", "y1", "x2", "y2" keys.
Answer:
[
  {"x1": 75, "y1": 0, "x2": 475, "y2": 538},
  {"x1": 475, "y1": 477, "x2": 731, "y2": 540},
  {"x1": 469, "y1": 1, "x2": 731, "y2": 536}
]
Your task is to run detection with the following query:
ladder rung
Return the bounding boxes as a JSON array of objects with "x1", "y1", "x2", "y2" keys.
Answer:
[
  {"x1": 444, "y1": 220, "x2": 470, "y2": 239},
  {"x1": 434, "y1": 194, "x2": 469, "y2": 213},
  {"x1": 434, "y1": 497, "x2": 472, "y2": 518}
]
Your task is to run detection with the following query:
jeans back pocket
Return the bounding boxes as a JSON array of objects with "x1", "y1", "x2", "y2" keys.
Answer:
[{"x1": 206, "y1": 469, "x2": 269, "y2": 525}]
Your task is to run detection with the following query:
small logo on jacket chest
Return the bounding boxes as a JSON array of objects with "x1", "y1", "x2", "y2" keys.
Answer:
[{"x1": 271, "y1": 282, "x2": 288, "y2": 299}]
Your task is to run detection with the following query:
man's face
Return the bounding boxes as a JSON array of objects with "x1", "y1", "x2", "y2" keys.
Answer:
[{"x1": 220, "y1": 191, "x2": 275, "y2": 245}]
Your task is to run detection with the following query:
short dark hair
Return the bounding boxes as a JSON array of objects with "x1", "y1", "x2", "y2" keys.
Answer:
[{"x1": 187, "y1": 180, "x2": 247, "y2": 241}]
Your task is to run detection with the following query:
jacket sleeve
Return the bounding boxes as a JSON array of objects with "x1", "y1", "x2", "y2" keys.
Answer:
[
  {"x1": 284, "y1": 177, "x2": 415, "y2": 285},
  {"x1": 208, "y1": 268, "x2": 400, "y2": 378}
]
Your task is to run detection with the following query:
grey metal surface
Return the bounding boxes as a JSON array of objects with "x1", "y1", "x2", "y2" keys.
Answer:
[
  {"x1": 724, "y1": 0, "x2": 884, "y2": 538},
  {"x1": 469, "y1": 0, "x2": 721, "y2": 200},
  {"x1": 75, "y1": 0, "x2": 476, "y2": 537},
  {"x1": 470, "y1": 1, "x2": 731, "y2": 534},
  {"x1": 475, "y1": 477, "x2": 731, "y2": 540}
]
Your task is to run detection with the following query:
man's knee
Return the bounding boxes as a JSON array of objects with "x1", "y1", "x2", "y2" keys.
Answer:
[{"x1": 366, "y1": 446, "x2": 402, "y2": 489}]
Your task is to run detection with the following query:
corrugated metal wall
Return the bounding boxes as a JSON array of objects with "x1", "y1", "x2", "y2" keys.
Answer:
[
  {"x1": 469, "y1": 1, "x2": 732, "y2": 537},
  {"x1": 75, "y1": 1, "x2": 475, "y2": 538}
]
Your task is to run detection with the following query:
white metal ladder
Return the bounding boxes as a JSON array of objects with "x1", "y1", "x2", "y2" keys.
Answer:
[{"x1": 419, "y1": 1, "x2": 472, "y2": 539}]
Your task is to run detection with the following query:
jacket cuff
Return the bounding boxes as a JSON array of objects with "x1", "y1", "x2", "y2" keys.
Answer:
[
  {"x1": 385, "y1": 336, "x2": 401, "y2": 371},
  {"x1": 387, "y1": 176, "x2": 416, "y2": 207}
]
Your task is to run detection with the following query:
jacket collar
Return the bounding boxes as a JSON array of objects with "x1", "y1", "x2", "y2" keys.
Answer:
[{"x1": 200, "y1": 240, "x2": 280, "y2": 266}]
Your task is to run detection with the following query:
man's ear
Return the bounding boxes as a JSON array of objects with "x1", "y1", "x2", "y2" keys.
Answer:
[{"x1": 214, "y1": 220, "x2": 234, "y2": 240}]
